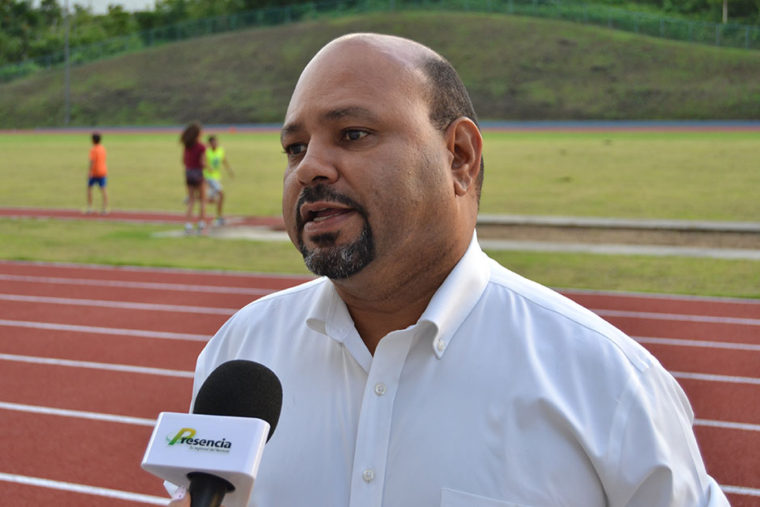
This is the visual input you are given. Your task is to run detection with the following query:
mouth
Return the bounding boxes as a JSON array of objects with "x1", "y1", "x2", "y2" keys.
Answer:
[
  {"x1": 297, "y1": 202, "x2": 359, "y2": 240},
  {"x1": 301, "y1": 203, "x2": 354, "y2": 224},
  {"x1": 294, "y1": 185, "x2": 368, "y2": 241}
]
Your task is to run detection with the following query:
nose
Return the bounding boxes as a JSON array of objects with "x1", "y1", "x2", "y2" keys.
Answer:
[{"x1": 294, "y1": 140, "x2": 339, "y2": 186}]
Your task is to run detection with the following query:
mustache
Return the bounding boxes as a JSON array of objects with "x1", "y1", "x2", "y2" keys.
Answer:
[{"x1": 295, "y1": 185, "x2": 368, "y2": 229}]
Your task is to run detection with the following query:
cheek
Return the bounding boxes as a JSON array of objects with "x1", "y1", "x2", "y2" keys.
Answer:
[{"x1": 281, "y1": 173, "x2": 300, "y2": 228}]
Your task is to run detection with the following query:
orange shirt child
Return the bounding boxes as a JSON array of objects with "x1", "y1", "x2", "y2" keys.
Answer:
[{"x1": 89, "y1": 144, "x2": 107, "y2": 177}]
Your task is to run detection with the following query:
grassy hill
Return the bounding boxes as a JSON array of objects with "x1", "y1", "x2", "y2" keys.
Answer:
[{"x1": 2, "y1": 10, "x2": 760, "y2": 128}]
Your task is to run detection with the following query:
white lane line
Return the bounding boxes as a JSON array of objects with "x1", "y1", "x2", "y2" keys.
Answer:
[
  {"x1": 672, "y1": 371, "x2": 760, "y2": 386},
  {"x1": 0, "y1": 293, "x2": 237, "y2": 315},
  {"x1": 0, "y1": 353, "x2": 193, "y2": 378},
  {"x1": 635, "y1": 336, "x2": 760, "y2": 351},
  {"x1": 721, "y1": 484, "x2": 760, "y2": 497},
  {"x1": 561, "y1": 287, "x2": 760, "y2": 305},
  {"x1": 0, "y1": 273, "x2": 274, "y2": 295},
  {"x1": 0, "y1": 319, "x2": 209, "y2": 341},
  {"x1": 0, "y1": 401, "x2": 156, "y2": 426},
  {"x1": 0, "y1": 473, "x2": 168, "y2": 505},
  {"x1": 595, "y1": 309, "x2": 760, "y2": 326},
  {"x1": 695, "y1": 419, "x2": 760, "y2": 432}
]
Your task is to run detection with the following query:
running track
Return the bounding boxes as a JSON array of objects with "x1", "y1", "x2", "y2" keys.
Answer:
[{"x1": 0, "y1": 260, "x2": 758, "y2": 506}]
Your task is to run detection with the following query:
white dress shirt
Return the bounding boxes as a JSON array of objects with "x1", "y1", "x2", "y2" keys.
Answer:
[{"x1": 193, "y1": 235, "x2": 728, "y2": 507}]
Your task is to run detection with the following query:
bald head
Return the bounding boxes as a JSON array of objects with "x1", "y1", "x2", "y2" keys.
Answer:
[
  {"x1": 289, "y1": 33, "x2": 483, "y2": 198},
  {"x1": 311, "y1": 33, "x2": 439, "y2": 69}
]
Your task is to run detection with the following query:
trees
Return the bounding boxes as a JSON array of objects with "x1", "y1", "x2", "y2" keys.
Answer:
[{"x1": 1, "y1": 0, "x2": 758, "y2": 68}]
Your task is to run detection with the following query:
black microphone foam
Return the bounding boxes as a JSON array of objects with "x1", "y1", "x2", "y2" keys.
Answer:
[{"x1": 193, "y1": 359, "x2": 283, "y2": 441}]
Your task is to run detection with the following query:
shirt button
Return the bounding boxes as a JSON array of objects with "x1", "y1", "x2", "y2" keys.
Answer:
[
  {"x1": 362, "y1": 468, "x2": 375, "y2": 482},
  {"x1": 436, "y1": 339, "x2": 446, "y2": 352},
  {"x1": 374, "y1": 383, "x2": 386, "y2": 396}
]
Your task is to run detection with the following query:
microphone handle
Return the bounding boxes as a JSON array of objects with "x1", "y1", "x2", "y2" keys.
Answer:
[{"x1": 188, "y1": 472, "x2": 234, "y2": 507}]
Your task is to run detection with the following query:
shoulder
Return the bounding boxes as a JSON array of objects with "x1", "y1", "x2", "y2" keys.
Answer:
[
  {"x1": 194, "y1": 276, "x2": 326, "y2": 383},
  {"x1": 482, "y1": 258, "x2": 654, "y2": 373},
  {"x1": 236, "y1": 276, "x2": 324, "y2": 317},
  {"x1": 200, "y1": 277, "x2": 324, "y2": 347}
]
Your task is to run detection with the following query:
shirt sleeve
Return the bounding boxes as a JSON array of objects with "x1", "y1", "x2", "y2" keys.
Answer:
[{"x1": 604, "y1": 364, "x2": 730, "y2": 506}]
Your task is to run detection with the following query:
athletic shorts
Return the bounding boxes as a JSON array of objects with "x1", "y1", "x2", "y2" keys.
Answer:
[
  {"x1": 206, "y1": 178, "x2": 223, "y2": 199},
  {"x1": 185, "y1": 168, "x2": 204, "y2": 187},
  {"x1": 88, "y1": 176, "x2": 107, "y2": 187}
]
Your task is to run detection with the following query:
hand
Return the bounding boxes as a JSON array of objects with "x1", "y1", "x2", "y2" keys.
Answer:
[
  {"x1": 167, "y1": 486, "x2": 190, "y2": 506},
  {"x1": 168, "y1": 496, "x2": 190, "y2": 507},
  {"x1": 167, "y1": 489, "x2": 226, "y2": 507}
]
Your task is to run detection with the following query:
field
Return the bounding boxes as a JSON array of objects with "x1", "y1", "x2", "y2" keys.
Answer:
[
  {"x1": 2, "y1": 128, "x2": 759, "y2": 219},
  {"x1": 1, "y1": 127, "x2": 758, "y2": 298}
]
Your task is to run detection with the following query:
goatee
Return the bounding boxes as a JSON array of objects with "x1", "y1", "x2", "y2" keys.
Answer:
[{"x1": 296, "y1": 185, "x2": 375, "y2": 279}]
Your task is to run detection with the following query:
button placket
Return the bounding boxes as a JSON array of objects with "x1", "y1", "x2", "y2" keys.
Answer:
[{"x1": 348, "y1": 329, "x2": 416, "y2": 507}]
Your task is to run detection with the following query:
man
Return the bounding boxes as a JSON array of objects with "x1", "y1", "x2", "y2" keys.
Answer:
[
  {"x1": 86, "y1": 132, "x2": 108, "y2": 214},
  {"x1": 204, "y1": 134, "x2": 235, "y2": 226},
  {"x1": 170, "y1": 33, "x2": 727, "y2": 506}
]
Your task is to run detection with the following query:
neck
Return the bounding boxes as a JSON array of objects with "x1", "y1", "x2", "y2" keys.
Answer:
[{"x1": 333, "y1": 236, "x2": 469, "y2": 355}]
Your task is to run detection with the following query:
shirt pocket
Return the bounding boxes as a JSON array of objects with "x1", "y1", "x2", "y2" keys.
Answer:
[{"x1": 441, "y1": 488, "x2": 530, "y2": 507}]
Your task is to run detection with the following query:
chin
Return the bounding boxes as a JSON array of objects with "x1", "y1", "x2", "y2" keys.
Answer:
[{"x1": 299, "y1": 225, "x2": 375, "y2": 280}]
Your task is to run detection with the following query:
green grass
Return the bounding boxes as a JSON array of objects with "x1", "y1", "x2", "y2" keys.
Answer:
[
  {"x1": 1, "y1": 218, "x2": 757, "y2": 298},
  {"x1": 2, "y1": 11, "x2": 760, "y2": 128},
  {"x1": 0, "y1": 219, "x2": 309, "y2": 274},
  {"x1": 2, "y1": 130, "x2": 758, "y2": 221},
  {"x1": 480, "y1": 130, "x2": 760, "y2": 221},
  {"x1": 488, "y1": 250, "x2": 760, "y2": 299},
  {"x1": 0, "y1": 131, "x2": 285, "y2": 217}
]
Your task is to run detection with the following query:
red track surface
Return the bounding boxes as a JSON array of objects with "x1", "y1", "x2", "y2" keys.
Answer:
[{"x1": 0, "y1": 261, "x2": 758, "y2": 506}]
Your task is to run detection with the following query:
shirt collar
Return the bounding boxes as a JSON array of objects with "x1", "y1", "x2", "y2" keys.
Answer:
[
  {"x1": 418, "y1": 232, "x2": 491, "y2": 358},
  {"x1": 305, "y1": 232, "x2": 490, "y2": 359}
]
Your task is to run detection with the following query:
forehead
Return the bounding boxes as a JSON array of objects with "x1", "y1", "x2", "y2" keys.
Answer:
[{"x1": 284, "y1": 38, "x2": 430, "y2": 128}]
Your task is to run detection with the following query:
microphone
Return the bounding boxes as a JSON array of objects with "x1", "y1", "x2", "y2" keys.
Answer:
[{"x1": 142, "y1": 360, "x2": 283, "y2": 507}]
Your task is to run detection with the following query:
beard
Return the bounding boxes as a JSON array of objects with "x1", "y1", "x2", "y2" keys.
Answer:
[{"x1": 296, "y1": 185, "x2": 375, "y2": 279}]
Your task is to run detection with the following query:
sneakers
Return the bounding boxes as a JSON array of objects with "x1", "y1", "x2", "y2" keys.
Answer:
[
  {"x1": 214, "y1": 217, "x2": 225, "y2": 227},
  {"x1": 184, "y1": 221, "x2": 209, "y2": 235},
  {"x1": 83, "y1": 207, "x2": 109, "y2": 215}
]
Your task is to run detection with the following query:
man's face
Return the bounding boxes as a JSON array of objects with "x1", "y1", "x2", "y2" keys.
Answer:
[{"x1": 280, "y1": 38, "x2": 454, "y2": 281}]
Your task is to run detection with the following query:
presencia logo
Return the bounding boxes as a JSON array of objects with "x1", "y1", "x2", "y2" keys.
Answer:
[{"x1": 167, "y1": 427, "x2": 232, "y2": 452}]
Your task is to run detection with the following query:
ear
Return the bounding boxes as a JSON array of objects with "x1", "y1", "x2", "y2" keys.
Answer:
[{"x1": 444, "y1": 117, "x2": 483, "y2": 197}]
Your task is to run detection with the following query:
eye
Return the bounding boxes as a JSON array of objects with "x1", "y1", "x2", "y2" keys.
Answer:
[
  {"x1": 341, "y1": 129, "x2": 369, "y2": 142},
  {"x1": 283, "y1": 143, "x2": 307, "y2": 156}
]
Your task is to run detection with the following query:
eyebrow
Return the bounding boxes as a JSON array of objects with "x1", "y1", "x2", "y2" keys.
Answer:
[
  {"x1": 280, "y1": 123, "x2": 302, "y2": 143},
  {"x1": 281, "y1": 106, "x2": 381, "y2": 142},
  {"x1": 323, "y1": 106, "x2": 379, "y2": 123}
]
